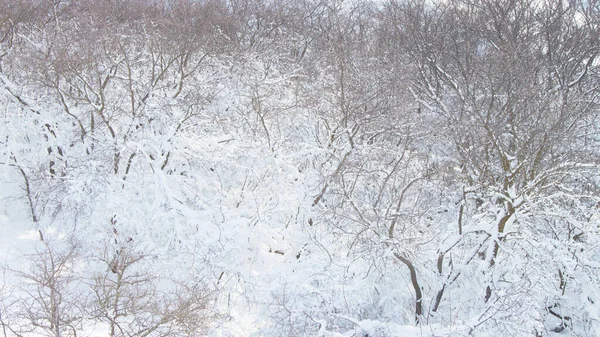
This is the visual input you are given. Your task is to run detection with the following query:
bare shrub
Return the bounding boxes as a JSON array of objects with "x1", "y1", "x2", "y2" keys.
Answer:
[
  {"x1": 88, "y1": 241, "x2": 216, "y2": 337},
  {"x1": 8, "y1": 232, "x2": 85, "y2": 337}
]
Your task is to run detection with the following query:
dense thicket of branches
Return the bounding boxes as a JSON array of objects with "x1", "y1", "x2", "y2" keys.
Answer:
[{"x1": 0, "y1": 0, "x2": 599, "y2": 336}]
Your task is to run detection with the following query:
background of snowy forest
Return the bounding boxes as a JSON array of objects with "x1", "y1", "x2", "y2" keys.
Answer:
[{"x1": 0, "y1": 0, "x2": 599, "y2": 336}]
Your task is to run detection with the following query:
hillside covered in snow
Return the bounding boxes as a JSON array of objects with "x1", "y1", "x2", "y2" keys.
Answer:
[{"x1": 0, "y1": 0, "x2": 599, "y2": 336}]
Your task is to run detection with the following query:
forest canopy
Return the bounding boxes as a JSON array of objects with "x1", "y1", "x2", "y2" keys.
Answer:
[{"x1": 0, "y1": 0, "x2": 599, "y2": 336}]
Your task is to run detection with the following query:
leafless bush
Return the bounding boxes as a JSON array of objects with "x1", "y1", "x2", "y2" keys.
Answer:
[
  {"x1": 7, "y1": 232, "x2": 85, "y2": 337},
  {"x1": 88, "y1": 241, "x2": 216, "y2": 337},
  {"x1": 2, "y1": 233, "x2": 216, "y2": 337}
]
